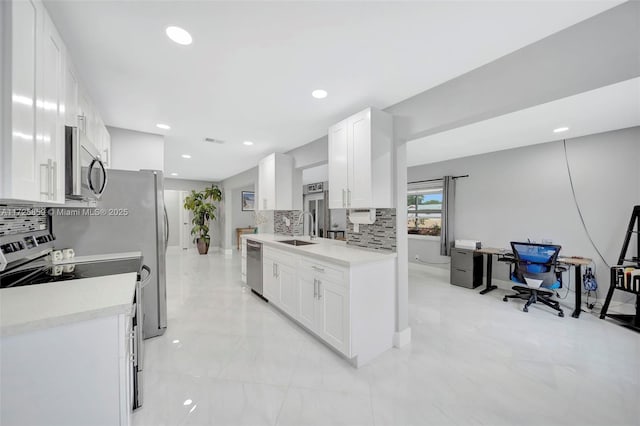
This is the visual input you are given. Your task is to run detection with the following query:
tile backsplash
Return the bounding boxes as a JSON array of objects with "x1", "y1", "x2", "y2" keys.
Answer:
[
  {"x1": 274, "y1": 210, "x2": 303, "y2": 236},
  {"x1": 346, "y1": 208, "x2": 396, "y2": 252}
]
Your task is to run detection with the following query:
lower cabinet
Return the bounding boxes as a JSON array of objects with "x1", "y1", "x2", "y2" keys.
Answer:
[
  {"x1": 262, "y1": 245, "x2": 395, "y2": 366},
  {"x1": 278, "y1": 263, "x2": 299, "y2": 317},
  {"x1": 317, "y1": 278, "x2": 349, "y2": 355}
]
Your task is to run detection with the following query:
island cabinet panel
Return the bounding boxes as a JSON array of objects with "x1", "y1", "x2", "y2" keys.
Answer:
[{"x1": 261, "y1": 245, "x2": 395, "y2": 367}]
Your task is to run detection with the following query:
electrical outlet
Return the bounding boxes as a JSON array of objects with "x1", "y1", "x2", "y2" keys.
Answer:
[{"x1": 415, "y1": 254, "x2": 420, "y2": 260}]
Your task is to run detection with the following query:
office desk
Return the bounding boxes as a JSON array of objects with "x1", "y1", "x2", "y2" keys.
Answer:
[
  {"x1": 476, "y1": 247, "x2": 592, "y2": 318},
  {"x1": 326, "y1": 230, "x2": 346, "y2": 239},
  {"x1": 236, "y1": 227, "x2": 256, "y2": 250}
]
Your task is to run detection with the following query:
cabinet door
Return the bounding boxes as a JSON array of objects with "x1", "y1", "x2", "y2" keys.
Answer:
[
  {"x1": 328, "y1": 120, "x2": 349, "y2": 209},
  {"x1": 7, "y1": 0, "x2": 39, "y2": 201},
  {"x1": 262, "y1": 256, "x2": 280, "y2": 305},
  {"x1": 298, "y1": 275, "x2": 318, "y2": 331},
  {"x1": 39, "y1": 12, "x2": 65, "y2": 203},
  {"x1": 64, "y1": 61, "x2": 79, "y2": 126},
  {"x1": 347, "y1": 110, "x2": 372, "y2": 208},
  {"x1": 278, "y1": 263, "x2": 298, "y2": 318},
  {"x1": 258, "y1": 155, "x2": 275, "y2": 210},
  {"x1": 317, "y1": 278, "x2": 350, "y2": 355}
]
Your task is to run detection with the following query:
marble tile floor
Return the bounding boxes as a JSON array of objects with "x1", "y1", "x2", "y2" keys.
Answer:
[{"x1": 133, "y1": 247, "x2": 640, "y2": 426}]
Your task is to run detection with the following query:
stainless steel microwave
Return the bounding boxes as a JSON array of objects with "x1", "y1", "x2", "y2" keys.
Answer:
[{"x1": 64, "y1": 126, "x2": 108, "y2": 200}]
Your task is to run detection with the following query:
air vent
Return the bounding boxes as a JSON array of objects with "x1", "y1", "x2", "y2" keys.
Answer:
[{"x1": 204, "y1": 137, "x2": 225, "y2": 144}]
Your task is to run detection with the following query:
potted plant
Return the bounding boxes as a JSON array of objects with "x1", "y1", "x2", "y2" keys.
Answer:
[{"x1": 183, "y1": 185, "x2": 223, "y2": 254}]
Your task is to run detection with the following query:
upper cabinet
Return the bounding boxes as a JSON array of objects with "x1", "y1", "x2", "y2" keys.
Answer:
[
  {"x1": 0, "y1": 0, "x2": 65, "y2": 204},
  {"x1": 257, "y1": 153, "x2": 297, "y2": 211},
  {"x1": 328, "y1": 107, "x2": 393, "y2": 209},
  {"x1": 1, "y1": 0, "x2": 111, "y2": 204}
]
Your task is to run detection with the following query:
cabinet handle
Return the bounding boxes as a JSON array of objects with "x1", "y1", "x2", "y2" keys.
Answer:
[
  {"x1": 313, "y1": 278, "x2": 317, "y2": 299},
  {"x1": 102, "y1": 149, "x2": 109, "y2": 166},
  {"x1": 342, "y1": 189, "x2": 346, "y2": 208},
  {"x1": 39, "y1": 163, "x2": 50, "y2": 199},
  {"x1": 312, "y1": 266, "x2": 325, "y2": 273},
  {"x1": 317, "y1": 280, "x2": 322, "y2": 299},
  {"x1": 50, "y1": 160, "x2": 57, "y2": 199}
]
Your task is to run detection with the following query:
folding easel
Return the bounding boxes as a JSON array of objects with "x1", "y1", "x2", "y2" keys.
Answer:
[{"x1": 600, "y1": 205, "x2": 640, "y2": 331}]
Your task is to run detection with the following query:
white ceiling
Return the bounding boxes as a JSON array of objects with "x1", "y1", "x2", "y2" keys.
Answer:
[
  {"x1": 43, "y1": 0, "x2": 623, "y2": 181},
  {"x1": 406, "y1": 77, "x2": 640, "y2": 167}
]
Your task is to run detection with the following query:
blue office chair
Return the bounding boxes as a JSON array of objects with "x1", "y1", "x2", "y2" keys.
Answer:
[{"x1": 502, "y1": 242, "x2": 565, "y2": 317}]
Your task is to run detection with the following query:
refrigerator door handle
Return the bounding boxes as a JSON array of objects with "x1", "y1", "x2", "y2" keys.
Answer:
[{"x1": 163, "y1": 206, "x2": 169, "y2": 249}]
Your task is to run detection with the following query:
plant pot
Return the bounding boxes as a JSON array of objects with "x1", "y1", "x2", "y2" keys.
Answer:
[{"x1": 196, "y1": 238, "x2": 209, "y2": 255}]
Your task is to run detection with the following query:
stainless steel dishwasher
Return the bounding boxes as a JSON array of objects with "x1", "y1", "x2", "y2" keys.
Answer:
[{"x1": 246, "y1": 239, "x2": 263, "y2": 296}]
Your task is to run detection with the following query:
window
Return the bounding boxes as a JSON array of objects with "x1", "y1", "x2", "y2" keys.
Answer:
[{"x1": 407, "y1": 188, "x2": 442, "y2": 236}]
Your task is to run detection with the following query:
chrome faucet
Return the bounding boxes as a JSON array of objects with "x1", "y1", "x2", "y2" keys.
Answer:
[{"x1": 296, "y1": 211, "x2": 317, "y2": 240}]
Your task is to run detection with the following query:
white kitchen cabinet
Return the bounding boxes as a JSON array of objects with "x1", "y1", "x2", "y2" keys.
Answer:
[
  {"x1": 262, "y1": 252, "x2": 280, "y2": 304},
  {"x1": 262, "y1": 247, "x2": 298, "y2": 316},
  {"x1": 328, "y1": 107, "x2": 393, "y2": 209},
  {"x1": 317, "y1": 277, "x2": 349, "y2": 354},
  {"x1": 257, "y1": 153, "x2": 297, "y2": 210},
  {"x1": 241, "y1": 239, "x2": 247, "y2": 284},
  {"x1": 0, "y1": 307, "x2": 136, "y2": 426},
  {"x1": 298, "y1": 274, "x2": 319, "y2": 331},
  {"x1": 0, "y1": 0, "x2": 64, "y2": 204},
  {"x1": 278, "y1": 262, "x2": 299, "y2": 318}
]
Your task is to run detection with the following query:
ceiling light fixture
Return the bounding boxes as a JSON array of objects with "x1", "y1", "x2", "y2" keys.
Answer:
[
  {"x1": 156, "y1": 123, "x2": 171, "y2": 130},
  {"x1": 181, "y1": 154, "x2": 191, "y2": 159},
  {"x1": 311, "y1": 89, "x2": 328, "y2": 99},
  {"x1": 183, "y1": 399, "x2": 193, "y2": 406},
  {"x1": 170, "y1": 172, "x2": 178, "y2": 176},
  {"x1": 553, "y1": 126, "x2": 569, "y2": 133},
  {"x1": 243, "y1": 141, "x2": 254, "y2": 146},
  {"x1": 166, "y1": 26, "x2": 192, "y2": 45}
]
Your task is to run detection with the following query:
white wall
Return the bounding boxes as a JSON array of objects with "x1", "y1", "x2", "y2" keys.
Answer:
[
  {"x1": 163, "y1": 179, "x2": 222, "y2": 250},
  {"x1": 408, "y1": 127, "x2": 640, "y2": 304},
  {"x1": 231, "y1": 185, "x2": 256, "y2": 249},
  {"x1": 107, "y1": 127, "x2": 164, "y2": 171}
]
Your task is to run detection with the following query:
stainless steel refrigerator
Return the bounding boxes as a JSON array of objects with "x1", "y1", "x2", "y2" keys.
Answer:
[{"x1": 52, "y1": 169, "x2": 168, "y2": 339}]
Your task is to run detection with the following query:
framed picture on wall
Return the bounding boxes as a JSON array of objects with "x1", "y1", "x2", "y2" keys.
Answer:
[{"x1": 241, "y1": 191, "x2": 255, "y2": 211}]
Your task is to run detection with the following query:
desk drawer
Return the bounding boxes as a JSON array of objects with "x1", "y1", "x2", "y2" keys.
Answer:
[
  {"x1": 451, "y1": 267, "x2": 474, "y2": 288},
  {"x1": 451, "y1": 248, "x2": 476, "y2": 269}
]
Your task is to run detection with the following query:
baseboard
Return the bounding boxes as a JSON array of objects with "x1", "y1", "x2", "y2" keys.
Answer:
[
  {"x1": 393, "y1": 327, "x2": 412, "y2": 348},
  {"x1": 223, "y1": 248, "x2": 233, "y2": 256}
]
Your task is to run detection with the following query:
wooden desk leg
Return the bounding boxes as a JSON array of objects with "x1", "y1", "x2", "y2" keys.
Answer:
[
  {"x1": 479, "y1": 253, "x2": 498, "y2": 295},
  {"x1": 571, "y1": 265, "x2": 583, "y2": 318}
]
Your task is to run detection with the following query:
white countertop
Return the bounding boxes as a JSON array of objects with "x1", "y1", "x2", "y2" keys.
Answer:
[
  {"x1": 1, "y1": 273, "x2": 137, "y2": 337},
  {"x1": 241, "y1": 234, "x2": 397, "y2": 266}
]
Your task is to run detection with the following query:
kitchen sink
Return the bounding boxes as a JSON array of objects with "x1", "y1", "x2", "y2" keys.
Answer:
[{"x1": 278, "y1": 239, "x2": 316, "y2": 246}]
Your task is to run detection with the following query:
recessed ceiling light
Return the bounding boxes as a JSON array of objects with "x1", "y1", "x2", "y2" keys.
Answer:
[
  {"x1": 243, "y1": 141, "x2": 254, "y2": 146},
  {"x1": 181, "y1": 154, "x2": 191, "y2": 159},
  {"x1": 183, "y1": 399, "x2": 193, "y2": 406},
  {"x1": 170, "y1": 172, "x2": 178, "y2": 176},
  {"x1": 553, "y1": 126, "x2": 570, "y2": 133},
  {"x1": 166, "y1": 26, "x2": 192, "y2": 45},
  {"x1": 311, "y1": 89, "x2": 328, "y2": 99},
  {"x1": 156, "y1": 123, "x2": 171, "y2": 130}
]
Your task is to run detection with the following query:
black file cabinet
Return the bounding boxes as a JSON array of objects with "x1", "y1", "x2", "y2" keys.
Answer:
[{"x1": 450, "y1": 248, "x2": 484, "y2": 288}]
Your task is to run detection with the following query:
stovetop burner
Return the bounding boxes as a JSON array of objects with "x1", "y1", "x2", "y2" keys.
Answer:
[{"x1": 0, "y1": 257, "x2": 142, "y2": 289}]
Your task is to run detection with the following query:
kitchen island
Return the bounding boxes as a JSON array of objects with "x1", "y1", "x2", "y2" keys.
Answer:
[
  {"x1": 0, "y1": 274, "x2": 138, "y2": 426},
  {"x1": 241, "y1": 234, "x2": 397, "y2": 367}
]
